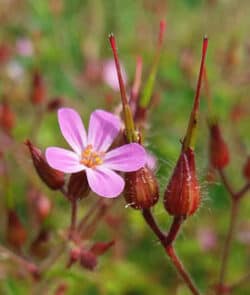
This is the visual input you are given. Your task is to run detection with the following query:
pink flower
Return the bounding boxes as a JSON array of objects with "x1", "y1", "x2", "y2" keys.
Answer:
[
  {"x1": 16, "y1": 38, "x2": 34, "y2": 57},
  {"x1": 102, "y1": 59, "x2": 127, "y2": 91},
  {"x1": 46, "y1": 108, "x2": 146, "y2": 198}
]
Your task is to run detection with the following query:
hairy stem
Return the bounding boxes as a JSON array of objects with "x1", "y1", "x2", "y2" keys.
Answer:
[
  {"x1": 142, "y1": 209, "x2": 201, "y2": 295},
  {"x1": 218, "y1": 169, "x2": 235, "y2": 197},
  {"x1": 166, "y1": 246, "x2": 201, "y2": 295},
  {"x1": 69, "y1": 200, "x2": 77, "y2": 239},
  {"x1": 217, "y1": 199, "x2": 239, "y2": 294}
]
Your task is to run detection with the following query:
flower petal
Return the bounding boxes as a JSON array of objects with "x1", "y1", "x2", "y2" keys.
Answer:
[
  {"x1": 87, "y1": 110, "x2": 121, "y2": 152},
  {"x1": 146, "y1": 151, "x2": 157, "y2": 171},
  {"x1": 46, "y1": 147, "x2": 85, "y2": 173},
  {"x1": 104, "y1": 143, "x2": 146, "y2": 172},
  {"x1": 58, "y1": 108, "x2": 87, "y2": 154},
  {"x1": 86, "y1": 167, "x2": 124, "y2": 198},
  {"x1": 102, "y1": 59, "x2": 127, "y2": 91}
]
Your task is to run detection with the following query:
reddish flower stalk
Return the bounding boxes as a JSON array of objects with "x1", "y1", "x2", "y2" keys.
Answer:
[
  {"x1": 109, "y1": 34, "x2": 138, "y2": 143},
  {"x1": 0, "y1": 244, "x2": 39, "y2": 279},
  {"x1": 183, "y1": 36, "x2": 208, "y2": 150},
  {"x1": 142, "y1": 210, "x2": 201, "y2": 295},
  {"x1": 204, "y1": 65, "x2": 250, "y2": 294},
  {"x1": 142, "y1": 37, "x2": 208, "y2": 295},
  {"x1": 216, "y1": 169, "x2": 250, "y2": 294}
]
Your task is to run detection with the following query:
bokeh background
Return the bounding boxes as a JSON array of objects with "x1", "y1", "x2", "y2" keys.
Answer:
[{"x1": 1, "y1": 0, "x2": 250, "y2": 294}]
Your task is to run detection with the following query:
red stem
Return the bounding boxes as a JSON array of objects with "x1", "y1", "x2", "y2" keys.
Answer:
[
  {"x1": 193, "y1": 37, "x2": 208, "y2": 116},
  {"x1": 142, "y1": 209, "x2": 201, "y2": 295},
  {"x1": 235, "y1": 182, "x2": 250, "y2": 200},
  {"x1": 217, "y1": 199, "x2": 239, "y2": 293},
  {"x1": 69, "y1": 200, "x2": 77, "y2": 239},
  {"x1": 218, "y1": 169, "x2": 235, "y2": 198},
  {"x1": 216, "y1": 169, "x2": 250, "y2": 293},
  {"x1": 109, "y1": 34, "x2": 128, "y2": 107},
  {"x1": 158, "y1": 20, "x2": 167, "y2": 48},
  {"x1": 183, "y1": 37, "x2": 208, "y2": 150},
  {"x1": 166, "y1": 246, "x2": 200, "y2": 295}
]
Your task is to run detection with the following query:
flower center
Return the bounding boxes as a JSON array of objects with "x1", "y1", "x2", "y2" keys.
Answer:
[{"x1": 80, "y1": 144, "x2": 105, "y2": 168}]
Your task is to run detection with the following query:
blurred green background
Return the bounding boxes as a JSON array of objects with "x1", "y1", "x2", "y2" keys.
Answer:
[{"x1": 1, "y1": 0, "x2": 250, "y2": 294}]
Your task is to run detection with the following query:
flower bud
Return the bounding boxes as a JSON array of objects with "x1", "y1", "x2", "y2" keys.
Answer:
[
  {"x1": 67, "y1": 171, "x2": 90, "y2": 200},
  {"x1": 66, "y1": 247, "x2": 81, "y2": 268},
  {"x1": 26, "y1": 140, "x2": 65, "y2": 190},
  {"x1": 80, "y1": 250, "x2": 97, "y2": 271},
  {"x1": 47, "y1": 97, "x2": 64, "y2": 112},
  {"x1": 90, "y1": 240, "x2": 115, "y2": 256},
  {"x1": 28, "y1": 187, "x2": 52, "y2": 222},
  {"x1": 124, "y1": 166, "x2": 159, "y2": 209},
  {"x1": 54, "y1": 283, "x2": 68, "y2": 295},
  {"x1": 209, "y1": 123, "x2": 230, "y2": 169},
  {"x1": 6, "y1": 209, "x2": 27, "y2": 249},
  {"x1": 30, "y1": 228, "x2": 50, "y2": 259},
  {"x1": 31, "y1": 70, "x2": 46, "y2": 104},
  {"x1": 0, "y1": 43, "x2": 11, "y2": 64},
  {"x1": 0, "y1": 100, "x2": 15, "y2": 134},
  {"x1": 164, "y1": 148, "x2": 200, "y2": 217},
  {"x1": 243, "y1": 156, "x2": 250, "y2": 181}
]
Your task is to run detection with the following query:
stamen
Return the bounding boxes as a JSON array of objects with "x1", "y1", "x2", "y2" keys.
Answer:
[{"x1": 80, "y1": 145, "x2": 104, "y2": 168}]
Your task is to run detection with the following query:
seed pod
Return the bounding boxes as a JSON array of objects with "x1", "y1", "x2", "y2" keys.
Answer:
[
  {"x1": 80, "y1": 250, "x2": 97, "y2": 271},
  {"x1": 243, "y1": 156, "x2": 250, "y2": 181},
  {"x1": 66, "y1": 247, "x2": 81, "y2": 268},
  {"x1": 90, "y1": 240, "x2": 115, "y2": 256},
  {"x1": 6, "y1": 209, "x2": 27, "y2": 249},
  {"x1": 124, "y1": 166, "x2": 159, "y2": 209},
  {"x1": 54, "y1": 283, "x2": 68, "y2": 295},
  {"x1": 30, "y1": 228, "x2": 50, "y2": 259},
  {"x1": 47, "y1": 97, "x2": 63, "y2": 112},
  {"x1": 164, "y1": 148, "x2": 200, "y2": 217},
  {"x1": 0, "y1": 100, "x2": 15, "y2": 134},
  {"x1": 209, "y1": 123, "x2": 230, "y2": 169},
  {"x1": 31, "y1": 70, "x2": 46, "y2": 104},
  {"x1": 26, "y1": 140, "x2": 65, "y2": 190},
  {"x1": 67, "y1": 171, "x2": 90, "y2": 200}
]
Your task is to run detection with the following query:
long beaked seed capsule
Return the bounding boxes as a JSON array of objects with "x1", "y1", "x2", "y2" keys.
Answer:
[
  {"x1": 124, "y1": 166, "x2": 159, "y2": 210},
  {"x1": 209, "y1": 123, "x2": 230, "y2": 169},
  {"x1": 164, "y1": 148, "x2": 200, "y2": 217},
  {"x1": 163, "y1": 37, "x2": 208, "y2": 217}
]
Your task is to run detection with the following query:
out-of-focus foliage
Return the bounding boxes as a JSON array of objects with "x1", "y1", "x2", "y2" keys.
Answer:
[{"x1": 1, "y1": 0, "x2": 250, "y2": 294}]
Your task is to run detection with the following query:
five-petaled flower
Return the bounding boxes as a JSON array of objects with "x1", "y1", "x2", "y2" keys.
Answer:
[{"x1": 45, "y1": 108, "x2": 146, "y2": 198}]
